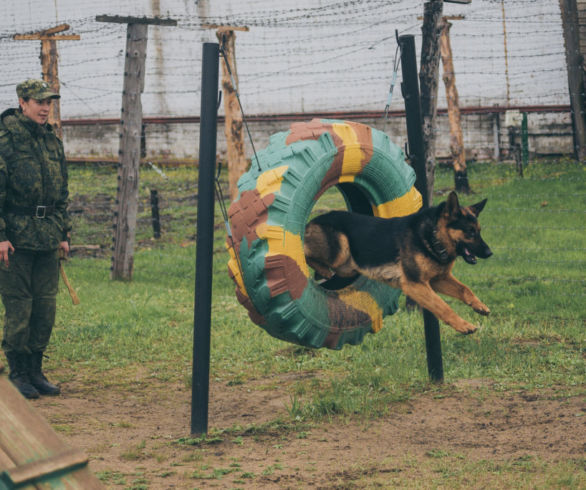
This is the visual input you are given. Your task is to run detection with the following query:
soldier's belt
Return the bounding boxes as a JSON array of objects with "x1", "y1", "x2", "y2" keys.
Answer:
[{"x1": 6, "y1": 204, "x2": 56, "y2": 218}]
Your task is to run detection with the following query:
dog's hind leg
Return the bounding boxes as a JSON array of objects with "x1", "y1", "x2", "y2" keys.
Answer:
[
  {"x1": 400, "y1": 280, "x2": 479, "y2": 334},
  {"x1": 430, "y1": 274, "x2": 490, "y2": 316}
]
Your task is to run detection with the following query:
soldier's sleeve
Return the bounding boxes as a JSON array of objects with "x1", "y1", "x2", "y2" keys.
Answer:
[
  {"x1": 0, "y1": 127, "x2": 12, "y2": 242},
  {"x1": 56, "y1": 139, "x2": 71, "y2": 240},
  {"x1": 0, "y1": 150, "x2": 7, "y2": 243}
]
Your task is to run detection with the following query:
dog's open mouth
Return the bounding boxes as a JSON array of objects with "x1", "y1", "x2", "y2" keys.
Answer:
[{"x1": 460, "y1": 245, "x2": 477, "y2": 265}]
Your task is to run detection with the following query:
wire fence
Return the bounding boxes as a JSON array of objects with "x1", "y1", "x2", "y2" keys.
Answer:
[
  {"x1": 0, "y1": 0, "x2": 570, "y2": 119},
  {"x1": 1, "y1": 1, "x2": 582, "y2": 311}
]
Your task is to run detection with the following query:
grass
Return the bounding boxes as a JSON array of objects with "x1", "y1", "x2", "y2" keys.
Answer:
[
  {"x1": 47, "y1": 159, "x2": 586, "y2": 401},
  {"x1": 1, "y1": 158, "x2": 584, "y2": 487},
  {"x1": 333, "y1": 454, "x2": 586, "y2": 489}
]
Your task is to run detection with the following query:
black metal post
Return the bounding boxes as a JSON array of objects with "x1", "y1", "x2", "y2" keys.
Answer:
[
  {"x1": 399, "y1": 34, "x2": 444, "y2": 383},
  {"x1": 191, "y1": 42, "x2": 219, "y2": 435},
  {"x1": 150, "y1": 189, "x2": 161, "y2": 239}
]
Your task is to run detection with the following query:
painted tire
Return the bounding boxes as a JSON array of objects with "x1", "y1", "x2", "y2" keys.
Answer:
[{"x1": 227, "y1": 119, "x2": 422, "y2": 349}]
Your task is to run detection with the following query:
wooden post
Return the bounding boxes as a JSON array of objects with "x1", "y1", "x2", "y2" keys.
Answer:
[
  {"x1": 113, "y1": 22, "x2": 147, "y2": 280},
  {"x1": 13, "y1": 24, "x2": 80, "y2": 140},
  {"x1": 96, "y1": 15, "x2": 177, "y2": 281},
  {"x1": 419, "y1": 0, "x2": 444, "y2": 207},
  {"x1": 41, "y1": 39, "x2": 61, "y2": 136},
  {"x1": 439, "y1": 17, "x2": 470, "y2": 193},
  {"x1": 208, "y1": 25, "x2": 249, "y2": 201},
  {"x1": 559, "y1": 0, "x2": 586, "y2": 162}
]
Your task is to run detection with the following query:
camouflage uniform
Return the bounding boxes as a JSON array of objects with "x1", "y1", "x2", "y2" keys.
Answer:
[{"x1": 0, "y1": 80, "x2": 70, "y2": 356}]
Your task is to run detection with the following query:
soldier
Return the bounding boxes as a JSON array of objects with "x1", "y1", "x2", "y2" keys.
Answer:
[{"x1": 0, "y1": 79, "x2": 71, "y2": 398}]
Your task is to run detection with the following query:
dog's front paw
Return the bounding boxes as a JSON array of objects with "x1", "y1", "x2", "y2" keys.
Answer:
[
  {"x1": 454, "y1": 321, "x2": 479, "y2": 335},
  {"x1": 472, "y1": 302, "x2": 490, "y2": 316}
]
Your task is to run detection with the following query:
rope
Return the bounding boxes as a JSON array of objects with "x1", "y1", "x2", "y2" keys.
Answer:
[
  {"x1": 383, "y1": 30, "x2": 402, "y2": 121},
  {"x1": 214, "y1": 162, "x2": 245, "y2": 284}
]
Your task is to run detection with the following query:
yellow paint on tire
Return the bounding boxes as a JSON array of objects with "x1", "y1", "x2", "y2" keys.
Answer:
[
  {"x1": 374, "y1": 186, "x2": 423, "y2": 218},
  {"x1": 255, "y1": 223, "x2": 310, "y2": 277}
]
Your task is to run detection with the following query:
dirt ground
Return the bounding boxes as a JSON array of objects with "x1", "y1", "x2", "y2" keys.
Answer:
[{"x1": 28, "y1": 371, "x2": 585, "y2": 489}]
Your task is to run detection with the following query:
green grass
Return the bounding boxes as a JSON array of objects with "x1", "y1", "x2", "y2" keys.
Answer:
[
  {"x1": 334, "y1": 454, "x2": 586, "y2": 489},
  {"x1": 0, "y1": 160, "x2": 586, "y2": 489},
  {"x1": 19, "y1": 160, "x2": 585, "y2": 401},
  {"x1": 1, "y1": 160, "x2": 584, "y2": 489}
]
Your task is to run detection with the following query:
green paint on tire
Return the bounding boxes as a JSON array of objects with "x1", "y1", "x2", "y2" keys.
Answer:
[{"x1": 227, "y1": 119, "x2": 422, "y2": 349}]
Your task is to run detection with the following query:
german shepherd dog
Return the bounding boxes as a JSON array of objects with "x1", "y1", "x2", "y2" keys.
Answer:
[{"x1": 304, "y1": 191, "x2": 492, "y2": 334}]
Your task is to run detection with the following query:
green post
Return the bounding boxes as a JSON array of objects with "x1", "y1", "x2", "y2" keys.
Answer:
[{"x1": 521, "y1": 112, "x2": 529, "y2": 169}]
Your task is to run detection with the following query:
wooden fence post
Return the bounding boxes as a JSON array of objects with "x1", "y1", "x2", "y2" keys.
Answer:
[
  {"x1": 419, "y1": 0, "x2": 444, "y2": 207},
  {"x1": 439, "y1": 17, "x2": 470, "y2": 193},
  {"x1": 114, "y1": 21, "x2": 147, "y2": 280},
  {"x1": 13, "y1": 24, "x2": 80, "y2": 140},
  {"x1": 96, "y1": 15, "x2": 177, "y2": 281},
  {"x1": 208, "y1": 25, "x2": 249, "y2": 201}
]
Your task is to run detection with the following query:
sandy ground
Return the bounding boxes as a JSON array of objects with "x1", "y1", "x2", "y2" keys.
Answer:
[{"x1": 28, "y1": 372, "x2": 586, "y2": 489}]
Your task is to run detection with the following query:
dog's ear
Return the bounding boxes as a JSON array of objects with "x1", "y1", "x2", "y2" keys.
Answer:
[
  {"x1": 444, "y1": 191, "x2": 460, "y2": 218},
  {"x1": 469, "y1": 198, "x2": 487, "y2": 217}
]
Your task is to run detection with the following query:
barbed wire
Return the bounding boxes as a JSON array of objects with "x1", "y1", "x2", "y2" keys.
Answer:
[{"x1": 0, "y1": 0, "x2": 569, "y2": 115}]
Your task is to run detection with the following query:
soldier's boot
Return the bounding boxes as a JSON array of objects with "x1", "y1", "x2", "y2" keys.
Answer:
[
  {"x1": 29, "y1": 351, "x2": 60, "y2": 396},
  {"x1": 5, "y1": 351, "x2": 40, "y2": 399}
]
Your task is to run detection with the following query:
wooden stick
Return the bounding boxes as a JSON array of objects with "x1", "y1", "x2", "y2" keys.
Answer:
[{"x1": 59, "y1": 260, "x2": 80, "y2": 305}]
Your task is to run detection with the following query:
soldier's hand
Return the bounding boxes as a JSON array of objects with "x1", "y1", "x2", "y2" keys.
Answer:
[
  {"x1": 59, "y1": 240, "x2": 70, "y2": 258},
  {"x1": 0, "y1": 240, "x2": 14, "y2": 266}
]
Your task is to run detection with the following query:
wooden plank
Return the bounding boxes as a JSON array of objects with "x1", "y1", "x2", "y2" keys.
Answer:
[
  {"x1": 0, "y1": 376, "x2": 103, "y2": 489},
  {"x1": 95, "y1": 15, "x2": 177, "y2": 26},
  {"x1": 40, "y1": 23, "x2": 71, "y2": 35},
  {"x1": 0, "y1": 377, "x2": 66, "y2": 460},
  {"x1": 13, "y1": 34, "x2": 80, "y2": 40},
  {"x1": 203, "y1": 24, "x2": 249, "y2": 32},
  {"x1": 3, "y1": 449, "x2": 87, "y2": 486},
  {"x1": 13, "y1": 34, "x2": 40, "y2": 40},
  {"x1": 0, "y1": 446, "x2": 15, "y2": 471}
]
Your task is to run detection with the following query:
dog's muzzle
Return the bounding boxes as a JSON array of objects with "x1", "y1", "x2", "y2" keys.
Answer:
[{"x1": 459, "y1": 242, "x2": 492, "y2": 264}]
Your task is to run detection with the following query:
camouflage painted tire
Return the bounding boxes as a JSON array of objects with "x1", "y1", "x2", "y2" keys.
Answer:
[{"x1": 226, "y1": 119, "x2": 422, "y2": 349}]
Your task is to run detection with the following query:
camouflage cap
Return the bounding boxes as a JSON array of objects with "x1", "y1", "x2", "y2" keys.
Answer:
[{"x1": 16, "y1": 79, "x2": 60, "y2": 100}]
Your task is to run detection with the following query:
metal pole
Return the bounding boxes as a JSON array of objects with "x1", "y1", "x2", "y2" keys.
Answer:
[
  {"x1": 150, "y1": 189, "x2": 161, "y2": 239},
  {"x1": 521, "y1": 112, "x2": 529, "y2": 169},
  {"x1": 399, "y1": 34, "x2": 444, "y2": 383},
  {"x1": 191, "y1": 42, "x2": 219, "y2": 435}
]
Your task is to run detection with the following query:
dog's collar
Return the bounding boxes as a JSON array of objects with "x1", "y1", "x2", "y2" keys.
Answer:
[{"x1": 425, "y1": 228, "x2": 451, "y2": 264}]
